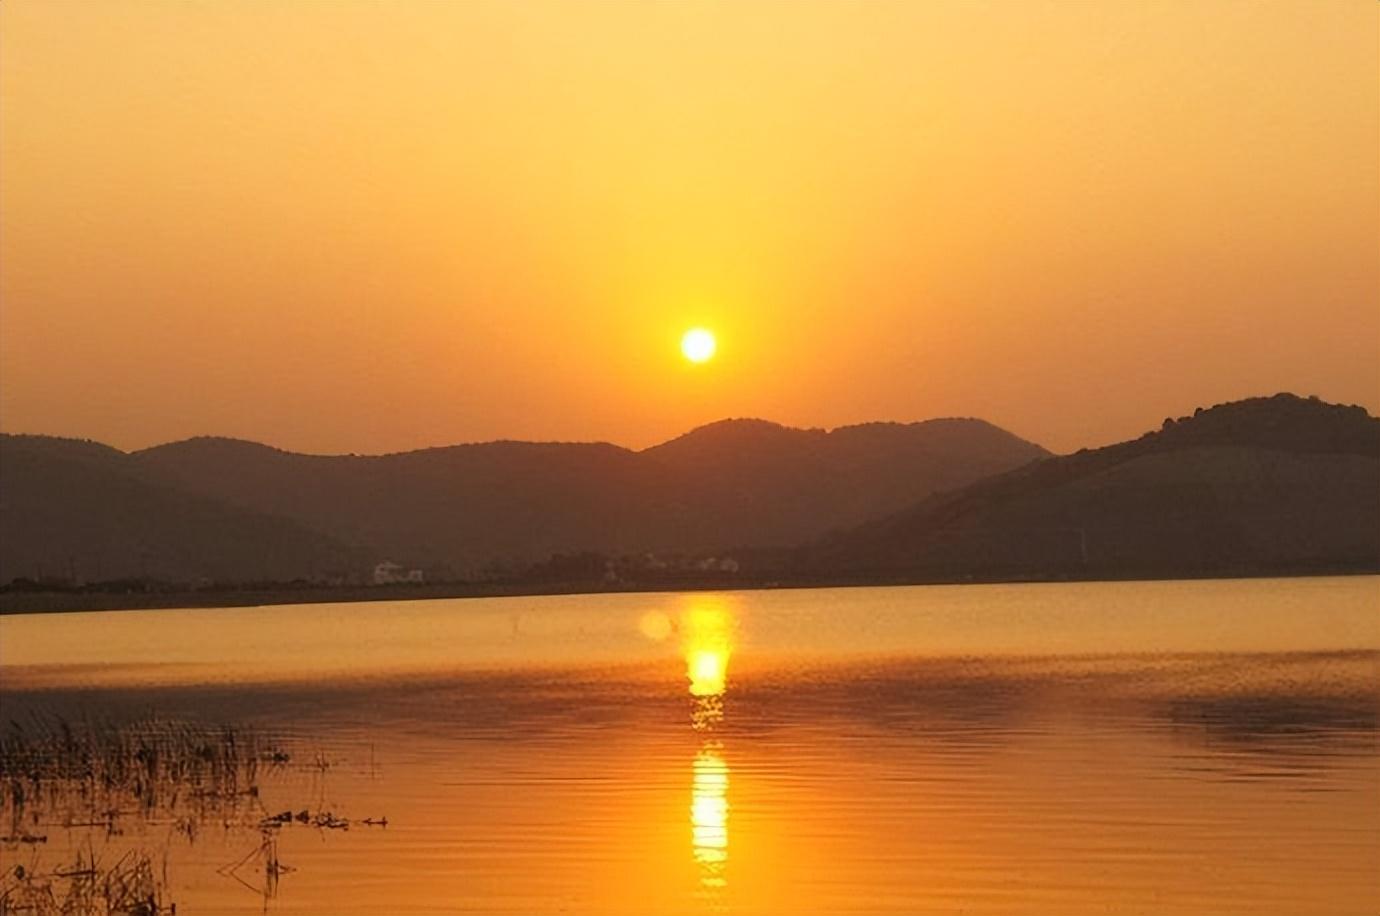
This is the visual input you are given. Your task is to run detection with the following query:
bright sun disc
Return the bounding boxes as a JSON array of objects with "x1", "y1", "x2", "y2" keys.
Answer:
[{"x1": 681, "y1": 328, "x2": 716, "y2": 363}]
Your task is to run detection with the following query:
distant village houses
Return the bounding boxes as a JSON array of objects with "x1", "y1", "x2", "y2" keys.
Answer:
[{"x1": 372, "y1": 561, "x2": 425, "y2": 585}]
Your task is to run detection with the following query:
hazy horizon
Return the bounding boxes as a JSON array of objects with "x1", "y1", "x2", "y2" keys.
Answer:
[
  {"x1": 3, "y1": 1, "x2": 1377, "y2": 456},
  {"x1": 3, "y1": 390, "x2": 1370, "y2": 459},
  {"x1": 5, "y1": 411, "x2": 1031, "y2": 455}
]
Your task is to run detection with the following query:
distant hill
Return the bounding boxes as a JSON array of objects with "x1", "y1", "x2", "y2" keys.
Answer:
[
  {"x1": 806, "y1": 394, "x2": 1380, "y2": 580},
  {"x1": 642, "y1": 417, "x2": 1048, "y2": 549},
  {"x1": 0, "y1": 435, "x2": 362, "y2": 584},
  {"x1": 0, "y1": 416, "x2": 1047, "y2": 584}
]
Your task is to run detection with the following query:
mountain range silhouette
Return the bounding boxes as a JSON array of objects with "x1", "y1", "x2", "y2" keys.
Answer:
[{"x1": 1, "y1": 393, "x2": 1374, "y2": 589}]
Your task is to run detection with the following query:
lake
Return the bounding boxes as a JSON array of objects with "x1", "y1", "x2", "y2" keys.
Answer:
[{"x1": 2, "y1": 577, "x2": 1377, "y2": 914}]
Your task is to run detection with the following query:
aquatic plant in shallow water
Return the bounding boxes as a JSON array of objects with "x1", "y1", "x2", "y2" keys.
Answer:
[
  {"x1": 0, "y1": 714, "x2": 388, "y2": 914},
  {"x1": 0, "y1": 846, "x2": 174, "y2": 916}
]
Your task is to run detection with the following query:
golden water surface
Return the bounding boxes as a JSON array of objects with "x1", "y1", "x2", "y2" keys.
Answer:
[{"x1": 1, "y1": 577, "x2": 1377, "y2": 914}]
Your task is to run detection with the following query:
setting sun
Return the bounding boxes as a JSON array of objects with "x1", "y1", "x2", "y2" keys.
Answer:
[{"x1": 681, "y1": 328, "x2": 717, "y2": 364}]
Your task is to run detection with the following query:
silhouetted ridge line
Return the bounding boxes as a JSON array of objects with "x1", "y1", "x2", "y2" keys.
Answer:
[
  {"x1": 0, "y1": 415, "x2": 1048, "y2": 585},
  {"x1": 806, "y1": 393, "x2": 1379, "y2": 581}
]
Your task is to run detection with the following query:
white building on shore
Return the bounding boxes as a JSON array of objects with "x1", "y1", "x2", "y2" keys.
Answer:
[{"x1": 373, "y1": 561, "x2": 425, "y2": 585}]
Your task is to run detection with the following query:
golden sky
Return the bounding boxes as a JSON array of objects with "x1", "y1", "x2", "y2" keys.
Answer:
[{"x1": 1, "y1": 1, "x2": 1375, "y2": 455}]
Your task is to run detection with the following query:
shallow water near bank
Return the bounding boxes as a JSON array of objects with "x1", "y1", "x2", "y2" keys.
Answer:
[{"x1": 2, "y1": 577, "x2": 1378, "y2": 914}]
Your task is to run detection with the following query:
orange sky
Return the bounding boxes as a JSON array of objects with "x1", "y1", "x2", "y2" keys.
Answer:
[{"x1": 1, "y1": 1, "x2": 1376, "y2": 456}]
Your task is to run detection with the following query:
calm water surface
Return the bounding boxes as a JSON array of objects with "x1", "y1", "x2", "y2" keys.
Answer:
[{"x1": 2, "y1": 577, "x2": 1378, "y2": 914}]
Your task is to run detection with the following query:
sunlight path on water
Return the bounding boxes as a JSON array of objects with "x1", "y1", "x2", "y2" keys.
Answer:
[{"x1": 1, "y1": 577, "x2": 1377, "y2": 914}]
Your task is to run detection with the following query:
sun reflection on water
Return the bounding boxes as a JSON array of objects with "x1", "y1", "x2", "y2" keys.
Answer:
[
  {"x1": 684, "y1": 602, "x2": 734, "y2": 699},
  {"x1": 679, "y1": 600, "x2": 736, "y2": 898},
  {"x1": 638, "y1": 598, "x2": 740, "y2": 896},
  {"x1": 691, "y1": 746, "x2": 729, "y2": 886}
]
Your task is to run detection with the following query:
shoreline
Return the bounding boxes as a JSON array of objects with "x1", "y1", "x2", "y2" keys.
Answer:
[{"x1": 2, "y1": 565, "x2": 1375, "y2": 616}]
